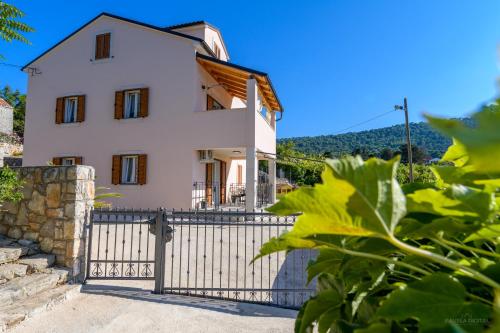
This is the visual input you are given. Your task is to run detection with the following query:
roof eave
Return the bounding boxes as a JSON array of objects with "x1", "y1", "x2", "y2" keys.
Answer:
[{"x1": 21, "y1": 12, "x2": 217, "y2": 71}]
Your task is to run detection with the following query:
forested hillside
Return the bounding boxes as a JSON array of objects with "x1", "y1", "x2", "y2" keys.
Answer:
[{"x1": 279, "y1": 119, "x2": 472, "y2": 158}]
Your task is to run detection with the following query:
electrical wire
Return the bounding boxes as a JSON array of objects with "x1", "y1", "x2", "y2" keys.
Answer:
[
  {"x1": 329, "y1": 109, "x2": 396, "y2": 136},
  {"x1": 0, "y1": 62, "x2": 23, "y2": 69}
]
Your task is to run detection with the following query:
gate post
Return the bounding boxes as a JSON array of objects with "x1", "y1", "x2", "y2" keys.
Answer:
[{"x1": 154, "y1": 208, "x2": 166, "y2": 294}]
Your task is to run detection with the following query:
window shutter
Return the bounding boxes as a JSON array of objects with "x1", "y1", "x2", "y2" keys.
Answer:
[
  {"x1": 112, "y1": 155, "x2": 121, "y2": 185},
  {"x1": 205, "y1": 163, "x2": 213, "y2": 203},
  {"x1": 75, "y1": 157, "x2": 83, "y2": 165},
  {"x1": 55, "y1": 97, "x2": 64, "y2": 124},
  {"x1": 114, "y1": 91, "x2": 124, "y2": 119},
  {"x1": 207, "y1": 95, "x2": 214, "y2": 110},
  {"x1": 138, "y1": 154, "x2": 147, "y2": 185},
  {"x1": 95, "y1": 34, "x2": 103, "y2": 59},
  {"x1": 139, "y1": 88, "x2": 149, "y2": 117},
  {"x1": 52, "y1": 157, "x2": 62, "y2": 166},
  {"x1": 76, "y1": 95, "x2": 85, "y2": 122},
  {"x1": 103, "y1": 33, "x2": 111, "y2": 58}
]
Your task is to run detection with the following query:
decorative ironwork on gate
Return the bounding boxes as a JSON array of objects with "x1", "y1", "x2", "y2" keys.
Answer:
[
  {"x1": 85, "y1": 208, "x2": 315, "y2": 309},
  {"x1": 86, "y1": 209, "x2": 158, "y2": 280}
]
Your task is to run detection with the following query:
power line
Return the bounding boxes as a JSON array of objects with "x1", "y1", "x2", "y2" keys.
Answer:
[
  {"x1": 330, "y1": 109, "x2": 396, "y2": 135},
  {"x1": 0, "y1": 62, "x2": 23, "y2": 68}
]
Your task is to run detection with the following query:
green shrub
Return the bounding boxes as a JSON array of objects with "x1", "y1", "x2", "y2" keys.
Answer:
[
  {"x1": 256, "y1": 104, "x2": 500, "y2": 332},
  {"x1": 0, "y1": 166, "x2": 23, "y2": 204}
]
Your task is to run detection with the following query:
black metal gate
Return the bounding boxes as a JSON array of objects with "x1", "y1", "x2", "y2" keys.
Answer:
[{"x1": 86, "y1": 208, "x2": 315, "y2": 309}]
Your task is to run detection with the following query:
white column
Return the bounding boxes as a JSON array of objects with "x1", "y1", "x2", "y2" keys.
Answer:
[
  {"x1": 245, "y1": 148, "x2": 258, "y2": 210},
  {"x1": 269, "y1": 158, "x2": 276, "y2": 203},
  {"x1": 245, "y1": 77, "x2": 258, "y2": 210}
]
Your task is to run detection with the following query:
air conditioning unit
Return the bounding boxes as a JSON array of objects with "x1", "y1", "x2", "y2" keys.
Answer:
[{"x1": 198, "y1": 150, "x2": 214, "y2": 163}]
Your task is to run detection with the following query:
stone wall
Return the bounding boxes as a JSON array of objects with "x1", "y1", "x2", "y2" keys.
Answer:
[{"x1": 0, "y1": 166, "x2": 94, "y2": 280}]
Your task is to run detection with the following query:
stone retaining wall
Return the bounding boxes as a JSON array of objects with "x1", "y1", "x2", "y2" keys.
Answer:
[{"x1": 0, "y1": 166, "x2": 94, "y2": 280}]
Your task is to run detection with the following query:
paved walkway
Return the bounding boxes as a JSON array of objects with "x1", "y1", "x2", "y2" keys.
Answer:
[{"x1": 9, "y1": 282, "x2": 297, "y2": 333}]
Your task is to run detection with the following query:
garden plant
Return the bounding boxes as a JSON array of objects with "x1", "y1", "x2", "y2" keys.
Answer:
[{"x1": 256, "y1": 104, "x2": 500, "y2": 332}]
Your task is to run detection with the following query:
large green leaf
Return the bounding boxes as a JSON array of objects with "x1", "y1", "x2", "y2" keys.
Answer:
[
  {"x1": 295, "y1": 289, "x2": 344, "y2": 333},
  {"x1": 426, "y1": 107, "x2": 500, "y2": 173},
  {"x1": 377, "y1": 273, "x2": 491, "y2": 332},
  {"x1": 441, "y1": 139, "x2": 469, "y2": 167},
  {"x1": 406, "y1": 186, "x2": 495, "y2": 220},
  {"x1": 268, "y1": 156, "x2": 406, "y2": 239},
  {"x1": 465, "y1": 224, "x2": 500, "y2": 242}
]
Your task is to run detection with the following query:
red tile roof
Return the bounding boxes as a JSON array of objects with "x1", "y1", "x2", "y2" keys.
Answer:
[{"x1": 0, "y1": 98, "x2": 12, "y2": 108}]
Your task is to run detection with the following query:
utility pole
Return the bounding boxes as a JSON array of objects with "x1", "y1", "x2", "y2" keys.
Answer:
[{"x1": 395, "y1": 97, "x2": 414, "y2": 182}]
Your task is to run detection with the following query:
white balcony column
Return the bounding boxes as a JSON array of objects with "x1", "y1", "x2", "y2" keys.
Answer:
[
  {"x1": 245, "y1": 76, "x2": 259, "y2": 210},
  {"x1": 245, "y1": 148, "x2": 258, "y2": 210},
  {"x1": 271, "y1": 111, "x2": 276, "y2": 130},
  {"x1": 269, "y1": 158, "x2": 277, "y2": 204}
]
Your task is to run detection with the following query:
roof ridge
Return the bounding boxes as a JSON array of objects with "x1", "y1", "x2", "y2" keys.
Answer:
[
  {"x1": 164, "y1": 20, "x2": 207, "y2": 30},
  {"x1": 0, "y1": 97, "x2": 13, "y2": 108}
]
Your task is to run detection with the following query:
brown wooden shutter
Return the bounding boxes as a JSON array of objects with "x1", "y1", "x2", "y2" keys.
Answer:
[
  {"x1": 76, "y1": 95, "x2": 85, "y2": 122},
  {"x1": 95, "y1": 33, "x2": 110, "y2": 60},
  {"x1": 207, "y1": 95, "x2": 214, "y2": 110},
  {"x1": 112, "y1": 155, "x2": 121, "y2": 185},
  {"x1": 137, "y1": 154, "x2": 147, "y2": 185},
  {"x1": 220, "y1": 161, "x2": 227, "y2": 203},
  {"x1": 139, "y1": 88, "x2": 149, "y2": 118},
  {"x1": 52, "y1": 157, "x2": 62, "y2": 166},
  {"x1": 103, "y1": 33, "x2": 111, "y2": 58},
  {"x1": 95, "y1": 34, "x2": 103, "y2": 59},
  {"x1": 55, "y1": 97, "x2": 64, "y2": 124},
  {"x1": 114, "y1": 91, "x2": 124, "y2": 119},
  {"x1": 75, "y1": 157, "x2": 83, "y2": 165},
  {"x1": 205, "y1": 163, "x2": 213, "y2": 203}
]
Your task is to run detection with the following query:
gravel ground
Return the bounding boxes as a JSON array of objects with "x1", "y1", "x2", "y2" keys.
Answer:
[{"x1": 9, "y1": 281, "x2": 297, "y2": 333}]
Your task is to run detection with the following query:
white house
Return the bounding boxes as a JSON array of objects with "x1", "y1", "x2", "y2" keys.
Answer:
[
  {"x1": 22, "y1": 13, "x2": 283, "y2": 210},
  {"x1": 0, "y1": 97, "x2": 13, "y2": 135}
]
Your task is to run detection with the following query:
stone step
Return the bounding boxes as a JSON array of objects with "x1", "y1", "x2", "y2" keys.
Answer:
[
  {"x1": 18, "y1": 254, "x2": 56, "y2": 272},
  {"x1": 0, "y1": 272, "x2": 62, "y2": 305},
  {"x1": 0, "y1": 247, "x2": 28, "y2": 265},
  {"x1": 0, "y1": 284, "x2": 80, "y2": 332},
  {"x1": 0, "y1": 263, "x2": 28, "y2": 281}
]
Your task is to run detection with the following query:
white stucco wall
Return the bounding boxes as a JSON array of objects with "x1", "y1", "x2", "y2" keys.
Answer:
[
  {"x1": 23, "y1": 16, "x2": 277, "y2": 209},
  {"x1": 0, "y1": 105, "x2": 13, "y2": 135}
]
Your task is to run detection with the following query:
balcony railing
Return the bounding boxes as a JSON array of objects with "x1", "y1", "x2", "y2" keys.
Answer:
[{"x1": 192, "y1": 181, "x2": 272, "y2": 209}]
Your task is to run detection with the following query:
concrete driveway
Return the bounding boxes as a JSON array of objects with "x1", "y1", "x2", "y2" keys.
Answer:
[{"x1": 9, "y1": 282, "x2": 297, "y2": 333}]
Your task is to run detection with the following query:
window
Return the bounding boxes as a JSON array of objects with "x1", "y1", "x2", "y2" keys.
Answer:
[
  {"x1": 124, "y1": 90, "x2": 140, "y2": 118},
  {"x1": 52, "y1": 156, "x2": 82, "y2": 165},
  {"x1": 62, "y1": 157, "x2": 76, "y2": 166},
  {"x1": 207, "y1": 95, "x2": 224, "y2": 111},
  {"x1": 115, "y1": 88, "x2": 149, "y2": 119},
  {"x1": 56, "y1": 96, "x2": 85, "y2": 124},
  {"x1": 121, "y1": 155, "x2": 138, "y2": 184},
  {"x1": 95, "y1": 33, "x2": 111, "y2": 60},
  {"x1": 112, "y1": 154, "x2": 147, "y2": 185},
  {"x1": 64, "y1": 97, "x2": 78, "y2": 123}
]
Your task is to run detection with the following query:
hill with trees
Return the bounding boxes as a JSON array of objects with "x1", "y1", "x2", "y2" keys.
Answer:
[{"x1": 278, "y1": 119, "x2": 473, "y2": 159}]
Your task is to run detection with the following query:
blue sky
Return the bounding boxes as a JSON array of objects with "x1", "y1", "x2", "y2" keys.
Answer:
[{"x1": 1, "y1": 0, "x2": 499, "y2": 138}]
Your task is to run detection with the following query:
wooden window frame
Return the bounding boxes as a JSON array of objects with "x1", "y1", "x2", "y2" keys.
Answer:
[
  {"x1": 56, "y1": 95, "x2": 85, "y2": 124},
  {"x1": 95, "y1": 33, "x2": 111, "y2": 60},
  {"x1": 115, "y1": 88, "x2": 149, "y2": 119},
  {"x1": 53, "y1": 156, "x2": 83, "y2": 166},
  {"x1": 121, "y1": 155, "x2": 139, "y2": 185},
  {"x1": 112, "y1": 154, "x2": 147, "y2": 185},
  {"x1": 123, "y1": 90, "x2": 140, "y2": 119}
]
